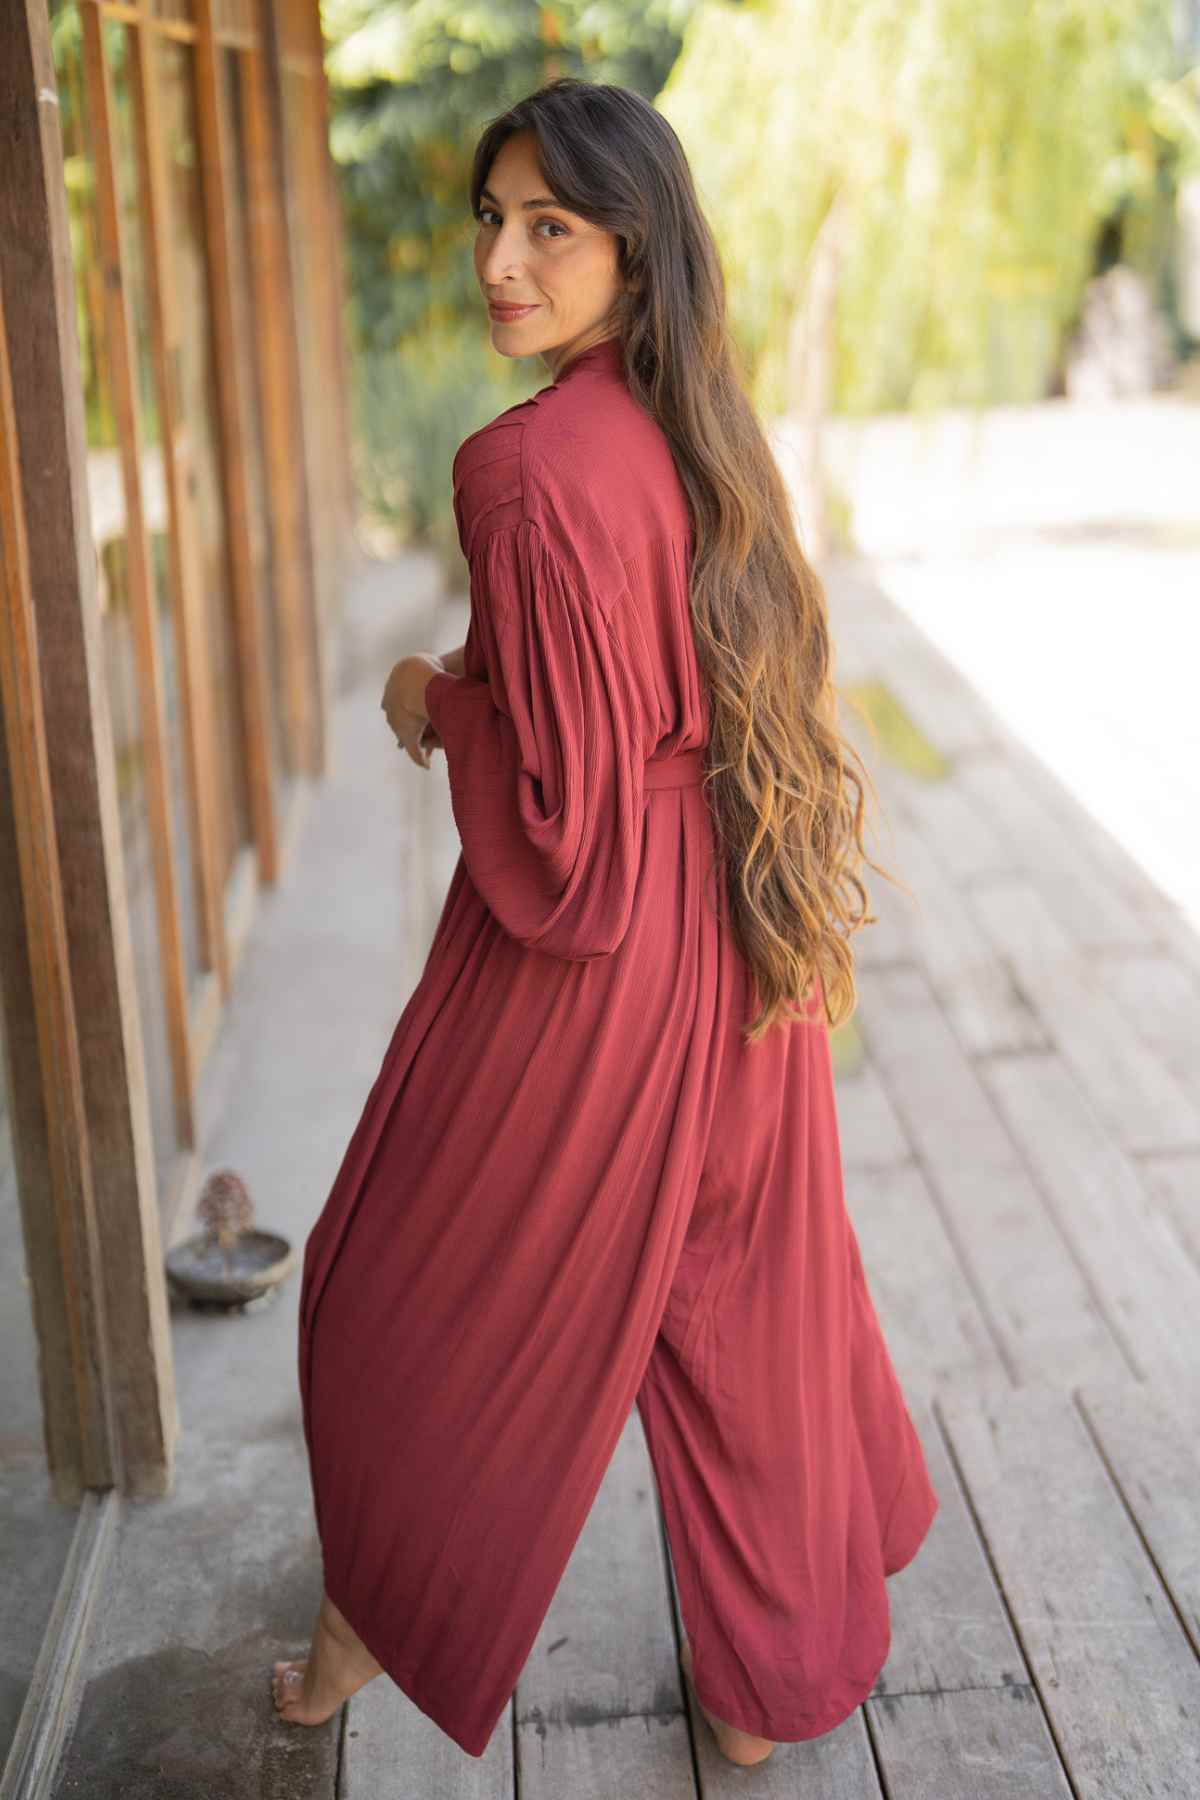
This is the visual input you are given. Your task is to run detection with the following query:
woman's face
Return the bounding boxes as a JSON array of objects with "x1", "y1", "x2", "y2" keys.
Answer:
[{"x1": 473, "y1": 130, "x2": 623, "y2": 378}]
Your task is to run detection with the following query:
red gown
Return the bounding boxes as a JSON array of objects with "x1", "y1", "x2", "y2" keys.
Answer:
[{"x1": 297, "y1": 334, "x2": 937, "y2": 1757}]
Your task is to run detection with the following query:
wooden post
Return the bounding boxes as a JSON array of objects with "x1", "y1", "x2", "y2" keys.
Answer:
[
  {"x1": 192, "y1": 0, "x2": 283, "y2": 888},
  {"x1": 303, "y1": 0, "x2": 358, "y2": 547},
  {"x1": 241, "y1": 39, "x2": 322, "y2": 786},
  {"x1": 251, "y1": 0, "x2": 329, "y2": 776},
  {"x1": 78, "y1": 2, "x2": 201, "y2": 1152},
  {"x1": 126, "y1": 18, "x2": 232, "y2": 995},
  {"x1": 0, "y1": 0, "x2": 177, "y2": 1499}
]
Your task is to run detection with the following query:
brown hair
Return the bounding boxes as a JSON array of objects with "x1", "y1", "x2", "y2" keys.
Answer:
[{"x1": 470, "y1": 77, "x2": 896, "y2": 1041}]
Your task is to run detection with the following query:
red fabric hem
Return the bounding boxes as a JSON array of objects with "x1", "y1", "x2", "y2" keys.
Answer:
[{"x1": 342, "y1": 1482, "x2": 940, "y2": 1762}]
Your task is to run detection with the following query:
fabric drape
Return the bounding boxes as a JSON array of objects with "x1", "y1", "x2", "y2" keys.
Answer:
[{"x1": 424, "y1": 518, "x2": 645, "y2": 960}]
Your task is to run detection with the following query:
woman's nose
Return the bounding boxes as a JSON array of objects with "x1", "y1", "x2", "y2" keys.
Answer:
[{"x1": 479, "y1": 230, "x2": 527, "y2": 285}]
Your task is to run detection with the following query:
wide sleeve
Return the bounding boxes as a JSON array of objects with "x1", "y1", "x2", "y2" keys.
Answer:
[{"x1": 422, "y1": 517, "x2": 647, "y2": 960}]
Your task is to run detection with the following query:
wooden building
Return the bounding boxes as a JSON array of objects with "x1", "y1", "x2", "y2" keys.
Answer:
[{"x1": 0, "y1": 0, "x2": 355, "y2": 1774}]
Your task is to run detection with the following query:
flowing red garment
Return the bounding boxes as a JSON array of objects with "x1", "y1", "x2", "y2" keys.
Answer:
[{"x1": 297, "y1": 335, "x2": 937, "y2": 1757}]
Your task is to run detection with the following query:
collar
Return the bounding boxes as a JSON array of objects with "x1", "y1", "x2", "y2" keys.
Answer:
[{"x1": 551, "y1": 335, "x2": 625, "y2": 384}]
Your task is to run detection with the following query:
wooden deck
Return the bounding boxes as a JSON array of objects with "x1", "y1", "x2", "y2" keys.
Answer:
[{"x1": 341, "y1": 558, "x2": 1200, "y2": 1798}]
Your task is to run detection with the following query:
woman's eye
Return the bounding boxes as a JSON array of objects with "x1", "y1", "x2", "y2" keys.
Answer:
[{"x1": 474, "y1": 209, "x2": 568, "y2": 238}]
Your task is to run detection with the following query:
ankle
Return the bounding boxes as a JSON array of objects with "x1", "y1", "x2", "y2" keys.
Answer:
[{"x1": 318, "y1": 1598, "x2": 369, "y2": 1654}]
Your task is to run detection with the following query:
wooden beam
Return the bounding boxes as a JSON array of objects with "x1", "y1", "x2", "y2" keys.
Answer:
[
  {"x1": 81, "y1": 0, "x2": 198, "y2": 1150},
  {"x1": 0, "y1": 252, "x2": 118, "y2": 1503},
  {"x1": 302, "y1": 0, "x2": 357, "y2": 545},
  {"x1": 192, "y1": 0, "x2": 281, "y2": 890},
  {"x1": 257, "y1": 0, "x2": 331, "y2": 775},
  {"x1": 128, "y1": 18, "x2": 231, "y2": 990},
  {"x1": 241, "y1": 39, "x2": 320, "y2": 786},
  {"x1": 0, "y1": 0, "x2": 177, "y2": 1497}
]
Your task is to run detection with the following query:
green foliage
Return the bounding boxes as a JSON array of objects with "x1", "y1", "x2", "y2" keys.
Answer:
[
  {"x1": 321, "y1": 0, "x2": 697, "y2": 548},
  {"x1": 658, "y1": 0, "x2": 1192, "y2": 415},
  {"x1": 321, "y1": 0, "x2": 695, "y2": 352},
  {"x1": 324, "y1": 0, "x2": 1197, "y2": 548},
  {"x1": 352, "y1": 321, "x2": 542, "y2": 570}
]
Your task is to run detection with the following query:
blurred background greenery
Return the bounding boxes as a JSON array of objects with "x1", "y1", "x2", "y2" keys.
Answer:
[{"x1": 321, "y1": 0, "x2": 1200, "y2": 568}]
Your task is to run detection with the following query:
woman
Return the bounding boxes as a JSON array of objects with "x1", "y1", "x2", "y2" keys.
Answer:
[{"x1": 273, "y1": 77, "x2": 937, "y2": 1767}]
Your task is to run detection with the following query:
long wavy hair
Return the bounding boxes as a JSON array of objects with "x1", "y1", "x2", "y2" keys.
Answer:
[{"x1": 469, "y1": 77, "x2": 901, "y2": 1042}]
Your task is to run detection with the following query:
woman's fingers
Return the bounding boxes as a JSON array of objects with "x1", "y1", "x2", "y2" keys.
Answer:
[
  {"x1": 380, "y1": 655, "x2": 451, "y2": 768},
  {"x1": 383, "y1": 703, "x2": 429, "y2": 768},
  {"x1": 399, "y1": 712, "x2": 432, "y2": 767}
]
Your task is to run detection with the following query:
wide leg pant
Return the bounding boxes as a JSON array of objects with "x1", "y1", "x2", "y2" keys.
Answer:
[
  {"x1": 636, "y1": 950, "x2": 937, "y2": 1744},
  {"x1": 299, "y1": 781, "x2": 937, "y2": 1758}
]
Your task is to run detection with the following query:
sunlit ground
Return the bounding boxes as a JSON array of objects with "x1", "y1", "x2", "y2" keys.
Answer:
[{"x1": 778, "y1": 395, "x2": 1200, "y2": 934}]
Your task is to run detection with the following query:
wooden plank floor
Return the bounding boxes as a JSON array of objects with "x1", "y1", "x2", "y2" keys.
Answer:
[{"x1": 340, "y1": 562, "x2": 1200, "y2": 1797}]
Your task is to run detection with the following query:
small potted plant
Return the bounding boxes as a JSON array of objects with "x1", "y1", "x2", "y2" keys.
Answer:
[{"x1": 165, "y1": 1169, "x2": 295, "y2": 1310}]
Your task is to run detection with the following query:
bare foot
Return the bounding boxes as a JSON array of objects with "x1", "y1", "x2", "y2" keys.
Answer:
[
  {"x1": 680, "y1": 1636, "x2": 776, "y2": 1767},
  {"x1": 271, "y1": 1591, "x2": 384, "y2": 1725}
]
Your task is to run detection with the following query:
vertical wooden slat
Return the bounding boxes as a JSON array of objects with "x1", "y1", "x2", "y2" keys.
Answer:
[
  {"x1": 191, "y1": 0, "x2": 281, "y2": 888},
  {"x1": 128, "y1": 22, "x2": 231, "y2": 987},
  {"x1": 240, "y1": 44, "x2": 315, "y2": 785},
  {"x1": 81, "y1": 0, "x2": 196, "y2": 1149},
  {"x1": 285, "y1": 11, "x2": 339, "y2": 661},
  {"x1": 243, "y1": 10, "x2": 324, "y2": 776},
  {"x1": 0, "y1": 0, "x2": 177, "y2": 1499},
  {"x1": 259, "y1": 0, "x2": 330, "y2": 774},
  {"x1": 300, "y1": 0, "x2": 356, "y2": 545},
  {"x1": 285, "y1": 9, "x2": 338, "y2": 664},
  {"x1": 0, "y1": 270, "x2": 119, "y2": 1500}
]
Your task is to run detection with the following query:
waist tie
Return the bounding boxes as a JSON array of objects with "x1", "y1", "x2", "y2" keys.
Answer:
[{"x1": 643, "y1": 746, "x2": 708, "y2": 790}]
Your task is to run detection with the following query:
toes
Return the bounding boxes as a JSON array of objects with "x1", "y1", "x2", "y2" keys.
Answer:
[
  {"x1": 271, "y1": 1663, "x2": 305, "y2": 1708},
  {"x1": 271, "y1": 1659, "x2": 304, "y2": 1690}
]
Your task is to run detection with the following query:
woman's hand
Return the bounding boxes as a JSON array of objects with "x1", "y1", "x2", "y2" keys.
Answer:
[
  {"x1": 381, "y1": 654, "x2": 450, "y2": 769},
  {"x1": 414, "y1": 644, "x2": 465, "y2": 756}
]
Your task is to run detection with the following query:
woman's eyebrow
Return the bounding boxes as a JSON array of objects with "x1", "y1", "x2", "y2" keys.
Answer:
[{"x1": 478, "y1": 186, "x2": 565, "y2": 210}]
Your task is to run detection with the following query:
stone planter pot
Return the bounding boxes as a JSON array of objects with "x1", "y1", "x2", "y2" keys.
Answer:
[{"x1": 165, "y1": 1229, "x2": 295, "y2": 1311}]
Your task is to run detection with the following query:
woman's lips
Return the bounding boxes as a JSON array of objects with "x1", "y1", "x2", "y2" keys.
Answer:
[{"x1": 488, "y1": 301, "x2": 539, "y2": 320}]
